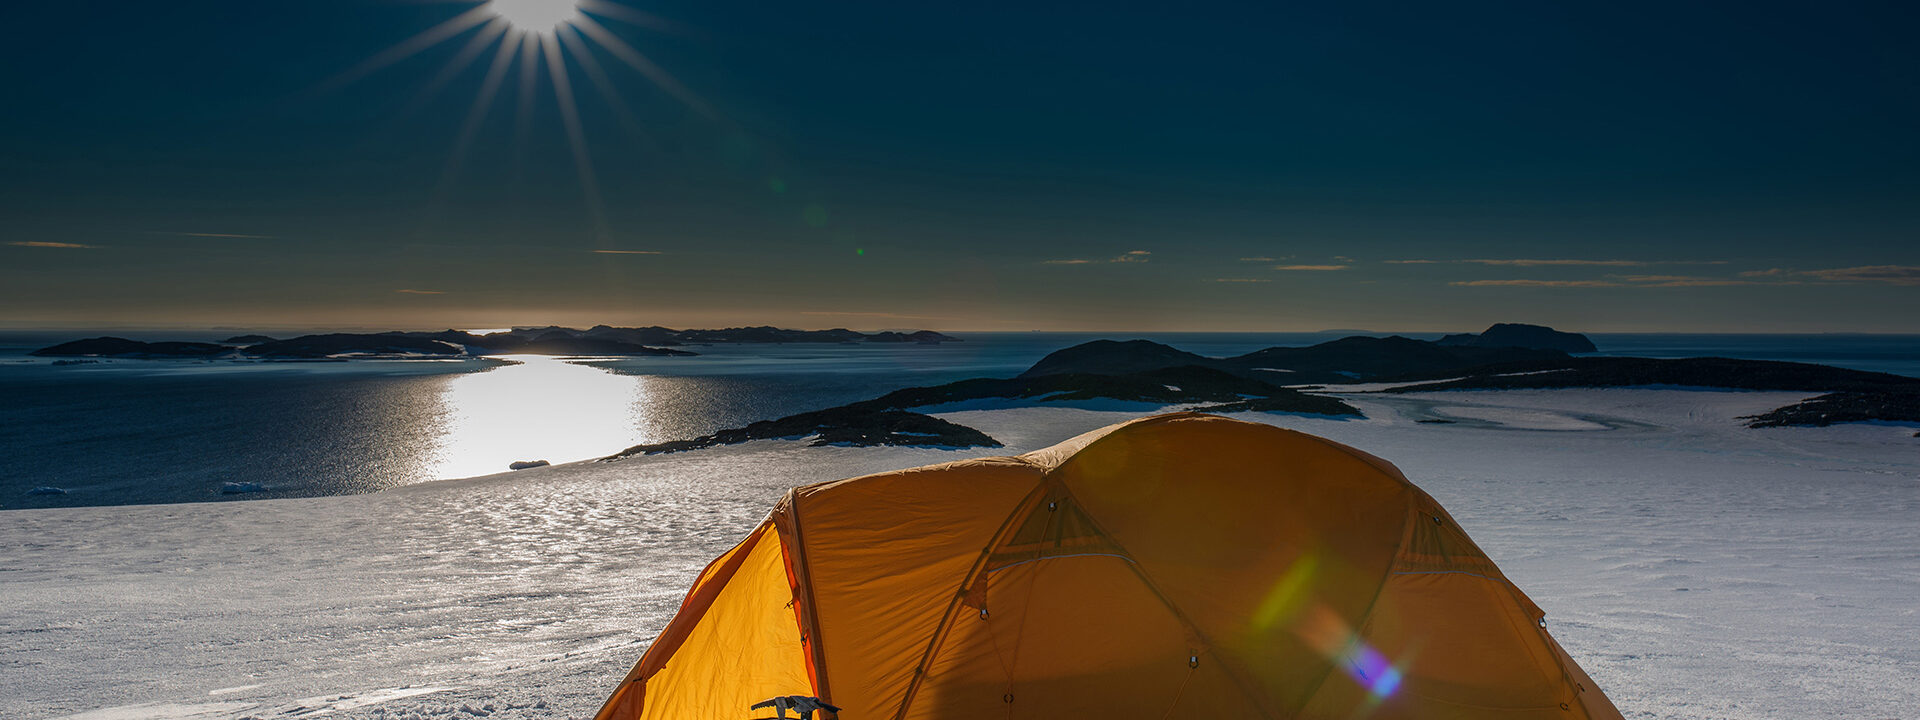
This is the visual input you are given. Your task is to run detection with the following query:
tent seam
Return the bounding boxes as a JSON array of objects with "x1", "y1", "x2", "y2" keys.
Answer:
[
  {"x1": 783, "y1": 489, "x2": 836, "y2": 712},
  {"x1": 1052, "y1": 482, "x2": 1286, "y2": 720},
  {"x1": 889, "y1": 460, "x2": 1051, "y2": 720}
]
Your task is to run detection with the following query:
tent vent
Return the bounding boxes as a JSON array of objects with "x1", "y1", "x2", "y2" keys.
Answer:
[{"x1": 987, "y1": 494, "x2": 1125, "y2": 570}]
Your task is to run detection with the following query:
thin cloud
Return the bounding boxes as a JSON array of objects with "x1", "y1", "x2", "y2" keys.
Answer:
[
  {"x1": 1612, "y1": 275, "x2": 1697, "y2": 282},
  {"x1": 1649, "y1": 279, "x2": 1776, "y2": 287},
  {"x1": 149, "y1": 231, "x2": 278, "y2": 240},
  {"x1": 1464, "y1": 258, "x2": 1645, "y2": 267},
  {"x1": 396, "y1": 289, "x2": 446, "y2": 295},
  {"x1": 592, "y1": 249, "x2": 662, "y2": 255},
  {"x1": 1273, "y1": 264, "x2": 1349, "y2": 271},
  {"x1": 1396, "y1": 258, "x2": 1725, "y2": 266},
  {"x1": 1452, "y1": 279, "x2": 1623, "y2": 287},
  {"x1": 1209, "y1": 278, "x2": 1272, "y2": 283},
  {"x1": 1796, "y1": 265, "x2": 1920, "y2": 286},
  {"x1": 1043, "y1": 250, "x2": 1152, "y2": 265},
  {"x1": 1456, "y1": 275, "x2": 1778, "y2": 288},
  {"x1": 1612, "y1": 275, "x2": 1766, "y2": 287},
  {"x1": 9, "y1": 241, "x2": 95, "y2": 249},
  {"x1": 1731, "y1": 265, "x2": 1920, "y2": 285}
]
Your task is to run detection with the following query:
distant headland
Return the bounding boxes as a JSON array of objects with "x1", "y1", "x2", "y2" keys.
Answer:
[{"x1": 30, "y1": 325, "x2": 962, "y2": 360}]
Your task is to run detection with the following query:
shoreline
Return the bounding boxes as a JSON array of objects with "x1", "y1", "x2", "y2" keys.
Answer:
[{"x1": 9, "y1": 384, "x2": 1904, "y2": 515}]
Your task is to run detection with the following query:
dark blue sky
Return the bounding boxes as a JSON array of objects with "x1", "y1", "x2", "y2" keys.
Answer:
[{"x1": 3, "y1": 0, "x2": 1915, "y2": 331}]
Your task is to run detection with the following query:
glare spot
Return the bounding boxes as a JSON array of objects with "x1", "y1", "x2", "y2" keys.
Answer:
[{"x1": 429, "y1": 355, "x2": 646, "y2": 479}]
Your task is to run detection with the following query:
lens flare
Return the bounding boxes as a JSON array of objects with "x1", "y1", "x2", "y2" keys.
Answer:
[
  {"x1": 1342, "y1": 642, "x2": 1403, "y2": 699},
  {"x1": 1281, "y1": 599, "x2": 1408, "y2": 703},
  {"x1": 1253, "y1": 554, "x2": 1320, "y2": 628}
]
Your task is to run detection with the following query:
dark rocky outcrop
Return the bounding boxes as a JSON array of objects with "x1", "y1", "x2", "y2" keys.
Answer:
[
  {"x1": 36, "y1": 323, "x2": 956, "y2": 362},
  {"x1": 1742, "y1": 390, "x2": 1920, "y2": 428},
  {"x1": 1437, "y1": 323, "x2": 1597, "y2": 353},
  {"x1": 1222, "y1": 336, "x2": 1568, "y2": 383},
  {"x1": 1185, "y1": 394, "x2": 1365, "y2": 416},
  {"x1": 865, "y1": 365, "x2": 1357, "y2": 416},
  {"x1": 508, "y1": 338, "x2": 696, "y2": 356},
  {"x1": 612, "y1": 407, "x2": 1001, "y2": 456},
  {"x1": 488, "y1": 325, "x2": 958, "y2": 345},
  {"x1": 1007, "y1": 332, "x2": 1920, "y2": 430},
  {"x1": 1376, "y1": 356, "x2": 1920, "y2": 429},
  {"x1": 680, "y1": 326, "x2": 860, "y2": 344},
  {"x1": 407, "y1": 330, "x2": 496, "y2": 347},
  {"x1": 243, "y1": 334, "x2": 466, "y2": 358},
  {"x1": 582, "y1": 325, "x2": 683, "y2": 346},
  {"x1": 32, "y1": 337, "x2": 232, "y2": 358},
  {"x1": 1021, "y1": 337, "x2": 1568, "y2": 385},
  {"x1": 609, "y1": 362, "x2": 1361, "y2": 457},
  {"x1": 394, "y1": 330, "x2": 693, "y2": 356},
  {"x1": 1381, "y1": 357, "x2": 1917, "y2": 394},
  {"x1": 1020, "y1": 340, "x2": 1215, "y2": 378},
  {"x1": 866, "y1": 330, "x2": 961, "y2": 344}
]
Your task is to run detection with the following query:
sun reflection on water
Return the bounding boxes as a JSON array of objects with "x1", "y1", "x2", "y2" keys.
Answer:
[{"x1": 427, "y1": 355, "x2": 648, "y2": 480}]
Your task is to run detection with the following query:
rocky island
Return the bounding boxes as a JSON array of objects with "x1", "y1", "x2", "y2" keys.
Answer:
[
  {"x1": 608, "y1": 323, "x2": 1919, "y2": 454},
  {"x1": 31, "y1": 337, "x2": 234, "y2": 359},
  {"x1": 611, "y1": 346, "x2": 1367, "y2": 455},
  {"x1": 1436, "y1": 322, "x2": 1598, "y2": 353}
]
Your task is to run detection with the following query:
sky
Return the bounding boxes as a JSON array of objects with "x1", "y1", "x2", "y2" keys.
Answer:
[{"x1": 1, "y1": 0, "x2": 1916, "y2": 333}]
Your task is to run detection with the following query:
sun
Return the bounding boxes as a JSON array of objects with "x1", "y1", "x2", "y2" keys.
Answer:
[
  {"x1": 486, "y1": 0, "x2": 582, "y2": 34},
  {"x1": 329, "y1": 0, "x2": 715, "y2": 241}
]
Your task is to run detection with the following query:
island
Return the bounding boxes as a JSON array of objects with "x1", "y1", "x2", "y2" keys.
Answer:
[
  {"x1": 30, "y1": 337, "x2": 233, "y2": 359},
  {"x1": 1436, "y1": 323, "x2": 1599, "y2": 353},
  {"x1": 605, "y1": 322, "x2": 1919, "y2": 454},
  {"x1": 31, "y1": 324, "x2": 962, "y2": 360}
]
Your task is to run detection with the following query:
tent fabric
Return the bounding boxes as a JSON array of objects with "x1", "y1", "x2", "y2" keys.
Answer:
[{"x1": 597, "y1": 412, "x2": 1623, "y2": 720}]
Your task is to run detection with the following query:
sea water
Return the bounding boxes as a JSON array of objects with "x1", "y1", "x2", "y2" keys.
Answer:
[{"x1": 2, "y1": 331, "x2": 1915, "y2": 509}]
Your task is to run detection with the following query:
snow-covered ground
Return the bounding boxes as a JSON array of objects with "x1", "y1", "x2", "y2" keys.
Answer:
[{"x1": 4, "y1": 389, "x2": 1917, "y2": 720}]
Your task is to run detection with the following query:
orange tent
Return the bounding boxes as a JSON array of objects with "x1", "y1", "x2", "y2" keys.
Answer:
[{"x1": 596, "y1": 412, "x2": 1621, "y2": 719}]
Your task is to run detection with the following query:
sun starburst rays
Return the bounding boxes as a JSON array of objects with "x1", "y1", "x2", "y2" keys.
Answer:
[
  {"x1": 540, "y1": 33, "x2": 607, "y2": 235},
  {"x1": 338, "y1": 0, "x2": 710, "y2": 243}
]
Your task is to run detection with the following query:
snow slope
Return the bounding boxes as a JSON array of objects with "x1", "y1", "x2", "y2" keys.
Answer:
[{"x1": 3, "y1": 389, "x2": 1916, "y2": 719}]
